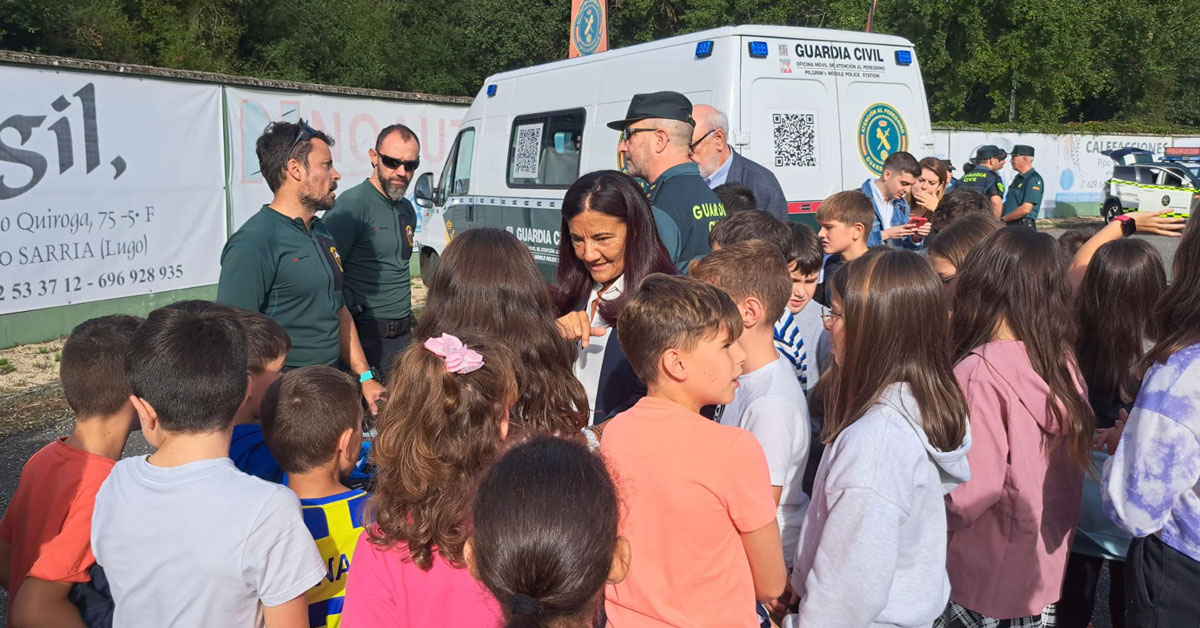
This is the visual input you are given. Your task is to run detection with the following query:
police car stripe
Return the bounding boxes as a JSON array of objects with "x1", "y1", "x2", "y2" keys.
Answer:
[
  {"x1": 443, "y1": 195, "x2": 564, "y2": 210},
  {"x1": 1106, "y1": 179, "x2": 1198, "y2": 194}
]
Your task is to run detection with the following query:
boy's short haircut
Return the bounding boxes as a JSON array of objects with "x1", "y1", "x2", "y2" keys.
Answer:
[
  {"x1": 692, "y1": 240, "x2": 791, "y2": 323},
  {"x1": 226, "y1": 307, "x2": 291, "y2": 373},
  {"x1": 788, "y1": 222, "x2": 823, "y2": 275},
  {"x1": 930, "y1": 188, "x2": 991, "y2": 231},
  {"x1": 60, "y1": 315, "x2": 144, "y2": 417},
  {"x1": 709, "y1": 210, "x2": 792, "y2": 262},
  {"x1": 261, "y1": 365, "x2": 360, "y2": 474},
  {"x1": 1057, "y1": 226, "x2": 1101, "y2": 257},
  {"x1": 126, "y1": 301, "x2": 248, "y2": 433},
  {"x1": 618, "y1": 274, "x2": 743, "y2": 384},
  {"x1": 815, "y1": 190, "x2": 874, "y2": 231},
  {"x1": 713, "y1": 183, "x2": 757, "y2": 214},
  {"x1": 882, "y1": 151, "x2": 921, "y2": 177}
]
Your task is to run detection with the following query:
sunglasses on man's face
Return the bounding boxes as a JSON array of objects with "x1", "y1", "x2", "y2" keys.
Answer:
[
  {"x1": 378, "y1": 153, "x2": 420, "y2": 172},
  {"x1": 621, "y1": 126, "x2": 659, "y2": 142},
  {"x1": 689, "y1": 128, "x2": 717, "y2": 151}
]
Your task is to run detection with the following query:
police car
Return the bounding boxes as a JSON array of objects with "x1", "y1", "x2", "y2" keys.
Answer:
[{"x1": 1101, "y1": 146, "x2": 1198, "y2": 220}]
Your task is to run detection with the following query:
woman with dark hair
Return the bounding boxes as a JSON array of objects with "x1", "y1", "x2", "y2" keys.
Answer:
[
  {"x1": 553, "y1": 170, "x2": 677, "y2": 425},
  {"x1": 926, "y1": 214, "x2": 1002, "y2": 303},
  {"x1": 415, "y1": 228, "x2": 589, "y2": 437},
  {"x1": 1102, "y1": 214, "x2": 1200, "y2": 627},
  {"x1": 940, "y1": 228, "x2": 1094, "y2": 628},
  {"x1": 909, "y1": 156, "x2": 950, "y2": 220},
  {"x1": 1056, "y1": 238, "x2": 1166, "y2": 628}
]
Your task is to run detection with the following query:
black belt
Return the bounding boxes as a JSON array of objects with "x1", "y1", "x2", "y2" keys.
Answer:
[
  {"x1": 355, "y1": 315, "x2": 414, "y2": 339},
  {"x1": 1008, "y1": 216, "x2": 1037, "y2": 229}
]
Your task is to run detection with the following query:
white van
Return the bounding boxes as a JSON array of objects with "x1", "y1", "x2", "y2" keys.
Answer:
[{"x1": 413, "y1": 24, "x2": 935, "y2": 278}]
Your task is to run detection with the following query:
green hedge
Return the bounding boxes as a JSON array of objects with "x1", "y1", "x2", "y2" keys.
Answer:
[{"x1": 932, "y1": 121, "x2": 1200, "y2": 136}]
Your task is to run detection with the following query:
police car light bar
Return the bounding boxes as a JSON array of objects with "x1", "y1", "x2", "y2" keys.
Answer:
[
  {"x1": 748, "y1": 41, "x2": 769, "y2": 58},
  {"x1": 695, "y1": 41, "x2": 714, "y2": 58},
  {"x1": 487, "y1": 85, "x2": 497, "y2": 97},
  {"x1": 895, "y1": 50, "x2": 913, "y2": 65},
  {"x1": 1164, "y1": 146, "x2": 1200, "y2": 162}
]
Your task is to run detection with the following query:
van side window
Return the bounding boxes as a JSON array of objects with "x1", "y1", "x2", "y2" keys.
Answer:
[
  {"x1": 507, "y1": 109, "x2": 585, "y2": 188},
  {"x1": 439, "y1": 128, "x2": 476, "y2": 200}
]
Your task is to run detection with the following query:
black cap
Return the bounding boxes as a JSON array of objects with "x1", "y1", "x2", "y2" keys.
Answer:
[
  {"x1": 975, "y1": 145, "x2": 1008, "y2": 161},
  {"x1": 607, "y1": 91, "x2": 696, "y2": 130},
  {"x1": 941, "y1": 158, "x2": 955, "y2": 172},
  {"x1": 1011, "y1": 144, "x2": 1035, "y2": 157}
]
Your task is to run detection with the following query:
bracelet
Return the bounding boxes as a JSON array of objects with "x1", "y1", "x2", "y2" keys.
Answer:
[{"x1": 359, "y1": 369, "x2": 375, "y2": 384}]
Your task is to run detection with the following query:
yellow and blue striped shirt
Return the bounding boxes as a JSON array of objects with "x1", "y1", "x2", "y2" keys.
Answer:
[{"x1": 299, "y1": 488, "x2": 368, "y2": 628}]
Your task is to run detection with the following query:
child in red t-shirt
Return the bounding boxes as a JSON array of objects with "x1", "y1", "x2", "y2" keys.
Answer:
[
  {"x1": 600, "y1": 274, "x2": 786, "y2": 628},
  {"x1": 0, "y1": 315, "x2": 142, "y2": 627}
]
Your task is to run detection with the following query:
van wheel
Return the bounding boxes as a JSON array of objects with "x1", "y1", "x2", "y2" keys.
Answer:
[
  {"x1": 1101, "y1": 199, "x2": 1122, "y2": 221},
  {"x1": 420, "y1": 249, "x2": 439, "y2": 283}
]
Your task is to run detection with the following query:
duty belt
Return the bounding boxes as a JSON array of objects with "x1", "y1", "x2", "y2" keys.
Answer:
[{"x1": 356, "y1": 315, "x2": 414, "y2": 339}]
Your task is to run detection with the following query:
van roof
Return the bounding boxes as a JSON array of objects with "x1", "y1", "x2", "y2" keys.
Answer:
[{"x1": 484, "y1": 25, "x2": 916, "y2": 82}]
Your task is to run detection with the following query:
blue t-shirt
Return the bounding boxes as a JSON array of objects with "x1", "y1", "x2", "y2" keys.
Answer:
[{"x1": 229, "y1": 424, "x2": 284, "y2": 483}]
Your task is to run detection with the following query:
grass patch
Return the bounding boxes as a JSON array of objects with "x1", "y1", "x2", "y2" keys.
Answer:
[{"x1": 0, "y1": 358, "x2": 14, "y2": 375}]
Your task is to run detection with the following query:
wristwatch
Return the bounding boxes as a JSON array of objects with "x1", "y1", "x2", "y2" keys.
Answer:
[
  {"x1": 359, "y1": 368, "x2": 379, "y2": 384},
  {"x1": 1111, "y1": 214, "x2": 1136, "y2": 237}
]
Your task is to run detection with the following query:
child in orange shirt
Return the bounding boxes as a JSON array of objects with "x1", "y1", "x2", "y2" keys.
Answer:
[
  {"x1": 600, "y1": 274, "x2": 786, "y2": 627},
  {"x1": 0, "y1": 315, "x2": 142, "y2": 628}
]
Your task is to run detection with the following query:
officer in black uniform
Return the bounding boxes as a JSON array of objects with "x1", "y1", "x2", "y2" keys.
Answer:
[
  {"x1": 958, "y1": 145, "x2": 1007, "y2": 218},
  {"x1": 609, "y1": 92, "x2": 725, "y2": 271},
  {"x1": 1001, "y1": 145, "x2": 1045, "y2": 230}
]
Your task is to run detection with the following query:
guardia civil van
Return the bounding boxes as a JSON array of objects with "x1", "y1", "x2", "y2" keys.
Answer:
[{"x1": 412, "y1": 25, "x2": 936, "y2": 278}]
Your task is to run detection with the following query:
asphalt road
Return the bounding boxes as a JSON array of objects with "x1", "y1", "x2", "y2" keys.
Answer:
[{"x1": 0, "y1": 229, "x2": 1180, "y2": 626}]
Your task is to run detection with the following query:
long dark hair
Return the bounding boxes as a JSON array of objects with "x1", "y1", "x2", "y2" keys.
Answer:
[
  {"x1": 1076, "y1": 239, "x2": 1165, "y2": 423},
  {"x1": 415, "y1": 228, "x2": 589, "y2": 435},
  {"x1": 822, "y1": 249, "x2": 968, "y2": 451},
  {"x1": 368, "y1": 328, "x2": 516, "y2": 569},
  {"x1": 1142, "y1": 215, "x2": 1200, "y2": 370},
  {"x1": 951, "y1": 228, "x2": 1094, "y2": 470},
  {"x1": 471, "y1": 436, "x2": 619, "y2": 628},
  {"x1": 553, "y1": 170, "x2": 676, "y2": 325}
]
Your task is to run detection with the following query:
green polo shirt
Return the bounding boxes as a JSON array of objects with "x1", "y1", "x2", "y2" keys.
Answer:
[
  {"x1": 649, "y1": 162, "x2": 725, "y2": 271},
  {"x1": 1002, "y1": 168, "x2": 1045, "y2": 219},
  {"x1": 217, "y1": 205, "x2": 345, "y2": 368},
  {"x1": 959, "y1": 167, "x2": 1005, "y2": 198},
  {"x1": 323, "y1": 179, "x2": 415, "y2": 320}
]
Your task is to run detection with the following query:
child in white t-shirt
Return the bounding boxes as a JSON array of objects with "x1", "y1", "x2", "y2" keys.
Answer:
[
  {"x1": 91, "y1": 301, "x2": 324, "y2": 628},
  {"x1": 693, "y1": 241, "x2": 812, "y2": 566}
]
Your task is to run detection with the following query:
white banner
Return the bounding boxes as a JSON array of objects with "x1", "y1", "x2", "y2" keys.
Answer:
[
  {"x1": 225, "y1": 87, "x2": 466, "y2": 231},
  {"x1": 931, "y1": 130, "x2": 1186, "y2": 218},
  {"x1": 0, "y1": 66, "x2": 225, "y2": 315}
]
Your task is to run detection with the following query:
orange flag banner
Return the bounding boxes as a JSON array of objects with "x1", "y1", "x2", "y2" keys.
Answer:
[{"x1": 569, "y1": 0, "x2": 608, "y2": 58}]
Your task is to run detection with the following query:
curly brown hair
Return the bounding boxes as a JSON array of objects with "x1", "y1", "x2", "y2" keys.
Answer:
[{"x1": 365, "y1": 327, "x2": 517, "y2": 570}]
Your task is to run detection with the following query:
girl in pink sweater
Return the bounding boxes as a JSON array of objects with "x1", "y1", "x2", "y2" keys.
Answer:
[
  {"x1": 341, "y1": 330, "x2": 516, "y2": 628},
  {"x1": 939, "y1": 228, "x2": 1094, "y2": 627}
]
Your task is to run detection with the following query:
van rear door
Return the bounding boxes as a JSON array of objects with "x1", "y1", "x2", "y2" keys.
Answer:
[{"x1": 740, "y1": 36, "x2": 842, "y2": 227}]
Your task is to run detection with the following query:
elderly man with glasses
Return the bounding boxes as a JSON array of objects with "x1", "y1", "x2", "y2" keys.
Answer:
[
  {"x1": 217, "y1": 119, "x2": 386, "y2": 415},
  {"x1": 322, "y1": 124, "x2": 422, "y2": 379},
  {"x1": 609, "y1": 91, "x2": 726, "y2": 271},
  {"x1": 690, "y1": 104, "x2": 789, "y2": 222}
]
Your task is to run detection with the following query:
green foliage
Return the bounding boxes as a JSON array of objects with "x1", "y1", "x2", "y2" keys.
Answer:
[
  {"x1": 0, "y1": 0, "x2": 1197, "y2": 128},
  {"x1": 0, "y1": 358, "x2": 14, "y2": 375}
]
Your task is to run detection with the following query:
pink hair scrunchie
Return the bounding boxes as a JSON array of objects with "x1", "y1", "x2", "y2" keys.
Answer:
[{"x1": 423, "y1": 333, "x2": 484, "y2": 374}]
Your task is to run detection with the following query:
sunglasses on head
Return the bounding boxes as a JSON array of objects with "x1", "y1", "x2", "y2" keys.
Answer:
[
  {"x1": 287, "y1": 121, "x2": 321, "y2": 159},
  {"x1": 378, "y1": 153, "x2": 420, "y2": 172}
]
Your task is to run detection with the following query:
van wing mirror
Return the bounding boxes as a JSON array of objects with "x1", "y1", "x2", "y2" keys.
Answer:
[{"x1": 414, "y1": 172, "x2": 435, "y2": 208}]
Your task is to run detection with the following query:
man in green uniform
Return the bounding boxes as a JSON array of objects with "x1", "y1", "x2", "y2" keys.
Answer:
[
  {"x1": 1001, "y1": 145, "x2": 1045, "y2": 230},
  {"x1": 608, "y1": 91, "x2": 725, "y2": 271},
  {"x1": 324, "y1": 124, "x2": 419, "y2": 378},
  {"x1": 959, "y1": 145, "x2": 1007, "y2": 218},
  {"x1": 217, "y1": 119, "x2": 386, "y2": 414}
]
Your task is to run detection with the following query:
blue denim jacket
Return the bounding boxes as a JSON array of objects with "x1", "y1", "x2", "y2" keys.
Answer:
[{"x1": 860, "y1": 179, "x2": 920, "y2": 250}]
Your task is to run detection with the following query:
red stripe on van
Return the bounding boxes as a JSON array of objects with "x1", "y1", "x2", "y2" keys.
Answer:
[{"x1": 788, "y1": 201, "x2": 821, "y2": 214}]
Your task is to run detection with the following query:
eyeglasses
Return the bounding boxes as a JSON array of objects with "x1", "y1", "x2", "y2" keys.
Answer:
[
  {"x1": 820, "y1": 307, "x2": 844, "y2": 328},
  {"x1": 621, "y1": 126, "x2": 659, "y2": 141},
  {"x1": 689, "y1": 128, "x2": 717, "y2": 150},
  {"x1": 287, "y1": 121, "x2": 321, "y2": 160},
  {"x1": 378, "y1": 152, "x2": 420, "y2": 172}
]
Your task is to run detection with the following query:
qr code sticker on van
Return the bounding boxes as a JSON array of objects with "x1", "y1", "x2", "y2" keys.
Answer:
[
  {"x1": 512, "y1": 123, "x2": 544, "y2": 179},
  {"x1": 772, "y1": 113, "x2": 817, "y2": 168}
]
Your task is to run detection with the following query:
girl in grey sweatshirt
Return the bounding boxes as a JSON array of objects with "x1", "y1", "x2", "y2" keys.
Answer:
[{"x1": 786, "y1": 248, "x2": 971, "y2": 628}]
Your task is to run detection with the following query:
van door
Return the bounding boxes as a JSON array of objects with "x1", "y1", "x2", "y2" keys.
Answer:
[
  {"x1": 835, "y1": 49, "x2": 926, "y2": 188},
  {"x1": 744, "y1": 75, "x2": 840, "y2": 227},
  {"x1": 439, "y1": 126, "x2": 477, "y2": 242}
]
